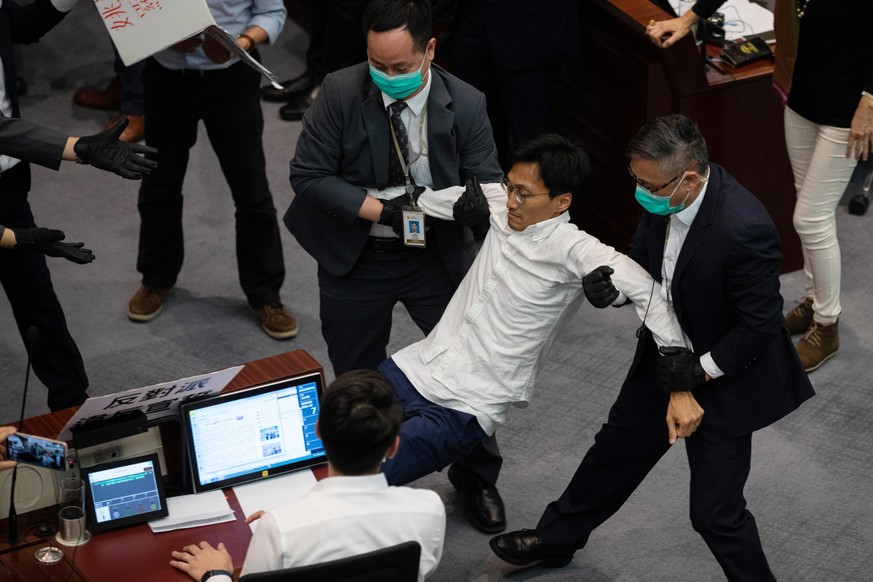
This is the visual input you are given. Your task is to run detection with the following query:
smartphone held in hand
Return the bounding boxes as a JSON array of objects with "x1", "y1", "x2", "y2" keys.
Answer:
[{"x1": 6, "y1": 432, "x2": 68, "y2": 471}]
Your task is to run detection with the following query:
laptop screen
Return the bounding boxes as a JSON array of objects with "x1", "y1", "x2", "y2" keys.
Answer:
[{"x1": 181, "y1": 372, "x2": 326, "y2": 493}]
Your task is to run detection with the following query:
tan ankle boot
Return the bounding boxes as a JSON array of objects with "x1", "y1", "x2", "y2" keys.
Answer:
[
  {"x1": 796, "y1": 319, "x2": 839, "y2": 372},
  {"x1": 785, "y1": 298, "x2": 814, "y2": 335}
]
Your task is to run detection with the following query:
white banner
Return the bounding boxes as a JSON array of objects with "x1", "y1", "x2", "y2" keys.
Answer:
[{"x1": 58, "y1": 365, "x2": 244, "y2": 442}]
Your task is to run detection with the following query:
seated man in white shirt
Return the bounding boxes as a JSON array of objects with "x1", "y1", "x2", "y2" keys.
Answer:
[
  {"x1": 169, "y1": 369, "x2": 446, "y2": 582},
  {"x1": 377, "y1": 134, "x2": 693, "y2": 493}
]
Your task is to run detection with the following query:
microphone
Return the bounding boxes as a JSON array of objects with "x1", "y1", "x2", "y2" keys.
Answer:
[{"x1": 7, "y1": 326, "x2": 39, "y2": 544}]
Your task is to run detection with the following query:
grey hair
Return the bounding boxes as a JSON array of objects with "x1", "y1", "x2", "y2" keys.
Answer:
[{"x1": 625, "y1": 114, "x2": 709, "y2": 178}]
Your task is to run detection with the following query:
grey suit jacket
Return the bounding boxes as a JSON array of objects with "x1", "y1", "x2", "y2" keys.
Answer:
[
  {"x1": 0, "y1": 0, "x2": 70, "y2": 173},
  {"x1": 0, "y1": 117, "x2": 66, "y2": 171},
  {"x1": 285, "y1": 62, "x2": 501, "y2": 282}
]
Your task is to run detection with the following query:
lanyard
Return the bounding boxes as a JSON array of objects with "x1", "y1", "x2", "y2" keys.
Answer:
[{"x1": 389, "y1": 102, "x2": 428, "y2": 195}]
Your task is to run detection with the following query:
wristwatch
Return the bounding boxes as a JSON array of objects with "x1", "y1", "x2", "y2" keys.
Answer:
[{"x1": 201, "y1": 570, "x2": 233, "y2": 582}]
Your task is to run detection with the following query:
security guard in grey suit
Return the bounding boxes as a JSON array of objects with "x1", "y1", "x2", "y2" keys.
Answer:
[{"x1": 286, "y1": 0, "x2": 506, "y2": 533}]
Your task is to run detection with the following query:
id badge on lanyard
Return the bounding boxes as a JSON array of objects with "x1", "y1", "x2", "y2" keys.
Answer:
[
  {"x1": 390, "y1": 103, "x2": 428, "y2": 247},
  {"x1": 402, "y1": 206, "x2": 426, "y2": 247}
]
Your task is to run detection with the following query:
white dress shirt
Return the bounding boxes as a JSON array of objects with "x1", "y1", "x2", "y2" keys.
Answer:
[
  {"x1": 224, "y1": 473, "x2": 444, "y2": 582},
  {"x1": 392, "y1": 185, "x2": 685, "y2": 435},
  {"x1": 660, "y1": 171, "x2": 724, "y2": 378}
]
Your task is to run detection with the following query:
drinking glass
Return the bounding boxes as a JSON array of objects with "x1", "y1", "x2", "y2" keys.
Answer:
[{"x1": 55, "y1": 476, "x2": 90, "y2": 546}]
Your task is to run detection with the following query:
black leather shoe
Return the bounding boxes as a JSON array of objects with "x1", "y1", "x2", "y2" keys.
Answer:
[
  {"x1": 262, "y1": 71, "x2": 316, "y2": 102},
  {"x1": 849, "y1": 192, "x2": 869, "y2": 216},
  {"x1": 447, "y1": 464, "x2": 506, "y2": 533},
  {"x1": 490, "y1": 529, "x2": 574, "y2": 568},
  {"x1": 278, "y1": 86, "x2": 319, "y2": 122}
]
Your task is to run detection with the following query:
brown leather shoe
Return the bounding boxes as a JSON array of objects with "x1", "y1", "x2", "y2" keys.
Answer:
[
  {"x1": 73, "y1": 78, "x2": 123, "y2": 110},
  {"x1": 128, "y1": 285, "x2": 171, "y2": 322},
  {"x1": 785, "y1": 297, "x2": 814, "y2": 335},
  {"x1": 106, "y1": 115, "x2": 145, "y2": 143},
  {"x1": 254, "y1": 302, "x2": 299, "y2": 339},
  {"x1": 796, "y1": 319, "x2": 839, "y2": 372}
]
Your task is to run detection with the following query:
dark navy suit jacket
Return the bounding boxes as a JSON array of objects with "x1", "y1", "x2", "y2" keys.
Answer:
[{"x1": 628, "y1": 163, "x2": 814, "y2": 442}]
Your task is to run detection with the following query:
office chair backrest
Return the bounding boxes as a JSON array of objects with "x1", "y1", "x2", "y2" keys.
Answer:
[{"x1": 238, "y1": 540, "x2": 422, "y2": 582}]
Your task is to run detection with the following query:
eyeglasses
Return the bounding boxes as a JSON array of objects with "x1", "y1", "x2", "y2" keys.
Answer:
[
  {"x1": 500, "y1": 176, "x2": 551, "y2": 205},
  {"x1": 627, "y1": 165, "x2": 680, "y2": 195}
]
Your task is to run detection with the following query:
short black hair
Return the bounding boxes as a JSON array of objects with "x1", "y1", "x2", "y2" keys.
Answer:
[
  {"x1": 363, "y1": 0, "x2": 433, "y2": 53},
  {"x1": 318, "y1": 369, "x2": 402, "y2": 475},
  {"x1": 625, "y1": 114, "x2": 709, "y2": 178},
  {"x1": 510, "y1": 133, "x2": 591, "y2": 199}
]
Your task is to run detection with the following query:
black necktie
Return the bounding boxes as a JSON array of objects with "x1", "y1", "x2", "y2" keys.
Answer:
[{"x1": 388, "y1": 101, "x2": 410, "y2": 188}]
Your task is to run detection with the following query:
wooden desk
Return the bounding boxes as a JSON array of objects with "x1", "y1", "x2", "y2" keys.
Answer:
[
  {"x1": 0, "y1": 350, "x2": 328, "y2": 582},
  {"x1": 558, "y1": 0, "x2": 801, "y2": 271}
]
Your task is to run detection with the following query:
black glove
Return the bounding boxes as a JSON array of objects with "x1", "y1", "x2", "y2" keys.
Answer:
[
  {"x1": 378, "y1": 194, "x2": 409, "y2": 238},
  {"x1": 453, "y1": 177, "x2": 490, "y2": 227},
  {"x1": 583, "y1": 265, "x2": 620, "y2": 308},
  {"x1": 73, "y1": 119, "x2": 159, "y2": 180},
  {"x1": 12, "y1": 227, "x2": 95, "y2": 265},
  {"x1": 656, "y1": 347, "x2": 706, "y2": 393}
]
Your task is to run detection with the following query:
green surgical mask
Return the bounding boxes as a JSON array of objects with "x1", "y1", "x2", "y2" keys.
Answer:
[
  {"x1": 634, "y1": 175, "x2": 688, "y2": 215},
  {"x1": 369, "y1": 53, "x2": 427, "y2": 100}
]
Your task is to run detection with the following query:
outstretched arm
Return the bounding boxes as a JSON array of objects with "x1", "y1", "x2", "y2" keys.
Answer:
[
  {"x1": 568, "y1": 233, "x2": 684, "y2": 348},
  {"x1": 3, "y1": 227, "x2": 95, "y2": 264}
]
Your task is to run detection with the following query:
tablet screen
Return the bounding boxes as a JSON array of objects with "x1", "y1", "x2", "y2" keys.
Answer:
[{"x1": 82, "y1": 452, "x2": 169, "y2": 533}]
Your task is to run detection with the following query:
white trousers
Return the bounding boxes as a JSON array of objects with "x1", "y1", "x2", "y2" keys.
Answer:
[{"x1": 784, "y1": 107, "x2": 857, "y2": 325}]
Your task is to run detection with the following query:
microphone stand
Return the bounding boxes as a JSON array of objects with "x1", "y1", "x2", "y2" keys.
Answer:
[
  {"x1": 6, "y1": 327, "x2": 36, "y2": 545},
  {"x1": 6, "y1": 467, "x2": 19, "y2": 544}
]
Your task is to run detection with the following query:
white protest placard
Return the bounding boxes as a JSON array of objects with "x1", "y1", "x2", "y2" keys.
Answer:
[
  {"x1": 91, "y1": 0, "x2": 282, "y2": 87},
  {"x1": 58, "y1": 365, "x2": 244, "y2": 442},
  {"x1": 91, "y1": 0, "x2": 213, "y2": 66}
]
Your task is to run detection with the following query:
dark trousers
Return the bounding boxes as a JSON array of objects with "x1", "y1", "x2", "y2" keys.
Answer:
[
  {"x1": 305, "y1": 0, "x2": 366, "y2": 82},
  {"x1": 450, "y1": 0, "x2": 562, "y2": 169},
  {"x1": 138, "y1": 59, "x2": 285, "y2": 307},
  {"x1": 0, "y1": 165, "x2": 88, "y2": 411},
  {"x1": 114, "y1": 48, "x2": 145, "y2": 117},
  {"x1": 318, "y1": 241, "x2": 503, "y2": 485},
  {"x1": 379, "y1": 358, "x2": 488, "y2": 485},
  {"x1": 535, "y1": 342, "x2": 775, "y2": 581}
]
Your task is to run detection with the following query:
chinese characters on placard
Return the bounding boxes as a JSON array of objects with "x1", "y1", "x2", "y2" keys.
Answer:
[
  {"x1": 96, "y1": 0, "x2": 163, "y2": 30},
  {"x1": 58, "y1": 366, "x2": 244, "y2": 441}
]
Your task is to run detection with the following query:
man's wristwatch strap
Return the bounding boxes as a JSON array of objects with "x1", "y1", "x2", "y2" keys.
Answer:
[{"x1": 201, "y1": 570, "x2": 233, "y2": 582}]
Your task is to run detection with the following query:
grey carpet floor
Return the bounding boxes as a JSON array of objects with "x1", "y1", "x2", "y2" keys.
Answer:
[{"x1": 2, "y1": 6, "x2": 872, "y2": 581}]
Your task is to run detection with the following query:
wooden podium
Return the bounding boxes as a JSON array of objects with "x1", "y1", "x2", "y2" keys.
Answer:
[{"x1": 558, "y1": 0, "x2": 801, "y2": 271}]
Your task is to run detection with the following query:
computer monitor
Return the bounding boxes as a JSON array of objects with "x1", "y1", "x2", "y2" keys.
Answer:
[{"x1": 180, "y1": 372, "x2": 326, "y2": 493}]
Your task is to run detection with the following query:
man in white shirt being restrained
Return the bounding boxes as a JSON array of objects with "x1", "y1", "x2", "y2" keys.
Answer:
[{"x1": 377, "y1": 134, "x2": 690, "y2": 491}]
